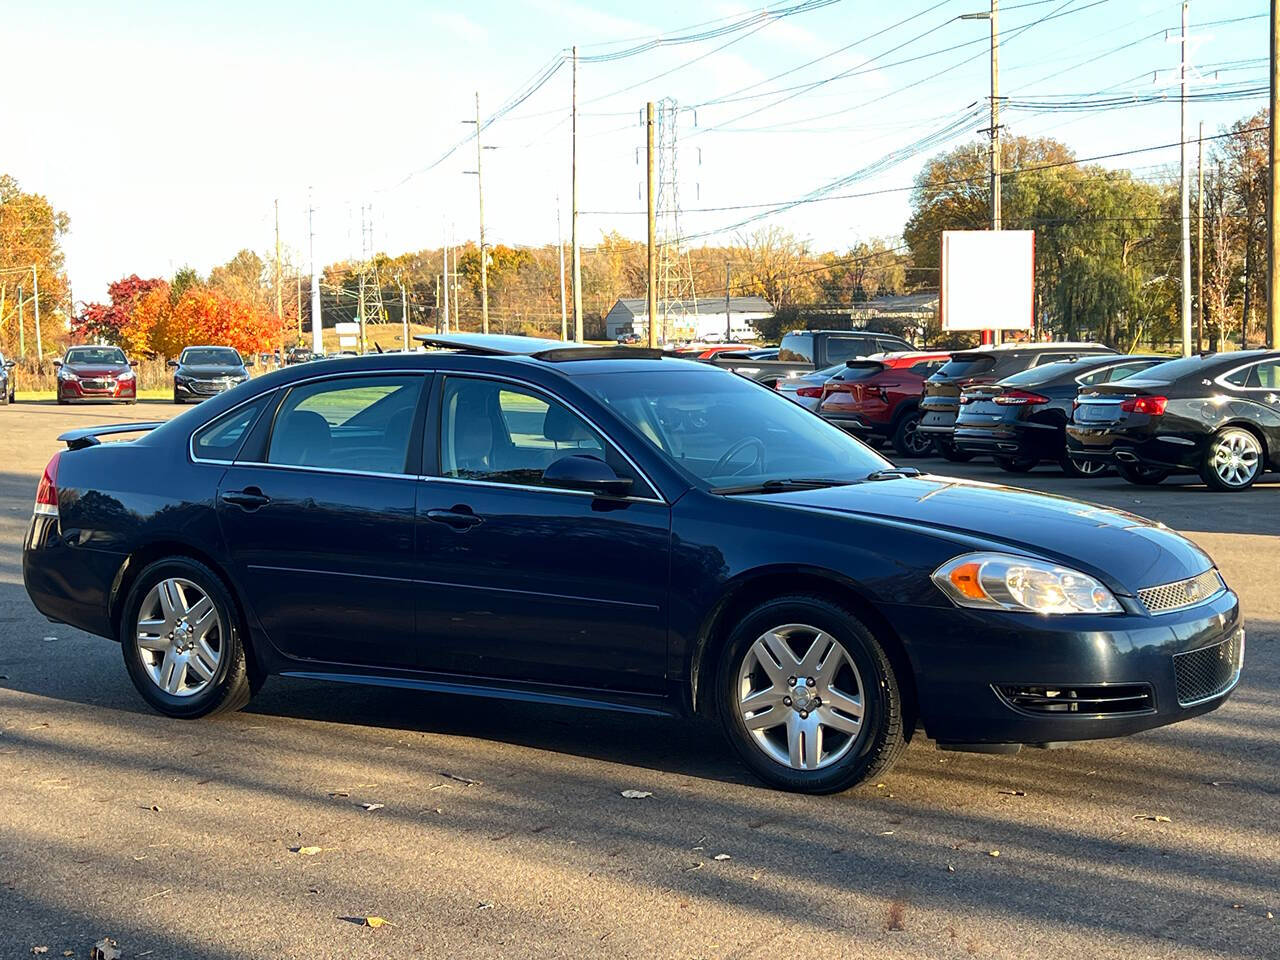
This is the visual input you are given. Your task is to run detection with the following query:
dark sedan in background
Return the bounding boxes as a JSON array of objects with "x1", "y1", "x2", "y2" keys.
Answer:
[
  {"x1": 920, "y1": 342, "x2": 1117, "y2": 461},
  {"x1": 1068, "y1": 350, "x2": 1280, "y2": 490},
  {"x1": 24, "y1": 335, "x2": 1243, "y2": 793},
  {"x1": 55, "y1": 345, "x2": 137, "y2": 404},
  {"x1": 169, "y1": 345, "x2": 250, "y2": 403},
  {"x1": 954, "y1": 354, "x2": 1166, "y2": 475},
  {"x1": 0, "y1": 352, "x2": 15, "y2": 405}
]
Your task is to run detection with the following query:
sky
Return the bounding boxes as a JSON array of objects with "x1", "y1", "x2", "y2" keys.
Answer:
[{"x1": 5, "y1": 0, "x2": 1270, "y2": 302}]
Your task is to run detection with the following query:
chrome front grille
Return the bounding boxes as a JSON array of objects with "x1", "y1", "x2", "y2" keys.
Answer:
[
  {"x1": 1174, "y1": 630, "x2": 1244, "y2": 706},
  {"x1": 1138, "y1": 568, "x2": 1225, "y2": 614}
]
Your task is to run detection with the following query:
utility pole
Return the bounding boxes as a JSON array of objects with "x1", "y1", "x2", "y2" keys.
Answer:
[
  {"x1": 961, "y1": 1, "x2": 1000, "y2": 345},
  {"x1": 435, "y1": 276, "x2": 442, "y2": 333},
  {"x1": 571, "y1": 45, "x2": 583, "y2": 341},
  {"x1": 31, "y1": 266, "x2": 42, "y2": 358},
  {"x1": 17, "y1": 287, "x2": 25, "y2": 357},
  {"x1": 442, "y1": 238, "x2": 451, "y2": 334},
  {"x1": 1269, "y1": 0, "x2": 1279, "y2": 348},
  {"x1": 725, "y1": 263, "x2": 732, "y2": 343},
  {"x1": 471, "y1": 92, "x2": 490, "y2": 335},
  {"x1": 401, "y1": 281, "x2": 409, "y2": 350},
  {"x1": 274, "y1": 199, "x2": 283, "y2": 324},
  {"x1": 1197, "y1": 121, "x2": 1205, "y2": 352},
  {"x1": 296, "y1": 274, "x2": 303, "y2": 342},
  {"x1": 1179, "y1": 1, "x2": 1193, "y2": 357},
  {"x1": 557, "y1": 198, "x2": 568, "y2": 341},
  {"x1": 646, "y1": 101, "x2": 658, "y2": 350},
  {"x1": 309, "y1": 191, "x2": 323, "y2": 356}
]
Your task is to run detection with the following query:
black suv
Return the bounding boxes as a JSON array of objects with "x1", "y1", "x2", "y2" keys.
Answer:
[{"x1": 919, "y1": 342, "x2": 1116, "y2": 461}]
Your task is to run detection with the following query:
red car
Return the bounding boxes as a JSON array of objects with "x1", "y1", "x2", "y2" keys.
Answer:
[
  {"x1": 818, "y1": 351, "x2": 951, "y2": 456},
  {"x1": 55, "y1": 345, "x2": 137, "y2": 404}
]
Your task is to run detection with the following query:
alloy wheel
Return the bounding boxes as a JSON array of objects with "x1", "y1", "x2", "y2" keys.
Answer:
[
  {"x1": 901, "y1": 416, "x2": 932, "y2": 456},
  {"x1": 1210, "y1": 430, "x2": 1261, "y2": 489},
  {"x1": 736, "y1": 623, "x2": 865, "y2": 771},
  {"x1": 135, "y1": 577, "x2": 223, "y2": 697},
  {"x1": 1069, "y1": 456, "x2": 1106, "y2": 476}
]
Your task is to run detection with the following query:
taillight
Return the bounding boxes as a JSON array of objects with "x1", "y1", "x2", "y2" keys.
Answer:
[
  {"x1": 34, "y1": 452, "x2": 61, "y2": 518},
  {"x1": 1120, "y1": 395, "x2": 1168, "y2": 416},
  {"x1": 795, "y1": 386, "x2": 823, "y2": 399},
  {"x1": 993, "y1": 390, "x2": 1050, "y2": 406}
]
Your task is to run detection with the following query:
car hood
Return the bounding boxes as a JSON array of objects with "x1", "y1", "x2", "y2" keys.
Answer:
[
  {"x1": 177, "y1": 364, "x2": 246, "y2": 377},
  {"x1": 758, "y1": 475, "x2": 1212, "y2": 594},
  {"x1": 65, "y1": 363, "x2": 130, "y2": 376}
]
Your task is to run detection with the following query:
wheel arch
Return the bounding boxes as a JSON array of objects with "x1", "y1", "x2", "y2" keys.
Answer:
[
  {"x1": 688, "y1": 566, "x2": 919, "y2": 736},
  {"x1": 109, "y1": 540, "x2": 262, "y2": 677}
]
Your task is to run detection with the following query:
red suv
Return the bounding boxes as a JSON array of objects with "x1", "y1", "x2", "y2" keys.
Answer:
[{"x1": 818, "y1": 351, "x2": 951, "y2": 456}]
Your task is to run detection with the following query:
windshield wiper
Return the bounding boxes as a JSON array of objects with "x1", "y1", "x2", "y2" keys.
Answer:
[
  {"x1": 711, "y1": 477, "x2": 856, "y2": 495},
  {"x1": 865, "y1": 467, "x2": 922, "y2": 481}
]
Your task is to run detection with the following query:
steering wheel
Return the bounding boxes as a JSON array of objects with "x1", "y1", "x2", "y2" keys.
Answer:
[{"x1": 711, "y1": 436, "x2": 766, "y2": 478}]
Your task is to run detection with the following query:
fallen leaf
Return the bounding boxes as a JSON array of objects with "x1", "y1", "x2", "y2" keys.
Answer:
[
  {"x1": 31, "y1": 948, "x2": 48, "y2": 956},
  {"x1": 998, "y1": 789, "x2": 1026, "y2": 797},
  {"x1": 620, "y1": 790, "x2": 652, "y2": 799},
  {"x1": 63, "y1": 952, "x2": 74, "y2": 957},
  {"x1": 364, "y1": 916, "x2": 392, "y2": 928},
  {"x1": 1209, "y1": 780, "x2": 1236, "y2": 787},
  {"x1": 1133, "y1": 814, "x2": 1171, "y2": 823},
  {"x1": 359, "y1": 803, "x2": 384, "y2": 812},
  {"x1": 328, "y1": 791, "x2": 349, "y2": 798},
  {"x1": 713, "y1": 853, "x2": 731, "y2": 861},
  {"x1": 440, "y1": 772, "x2": 481, "y2": 785},
  {"x1": 946, "y1": 864, "x2": 955, "y2": 873},
  {"x1": 90, "y1": 939, "x2": 121, "y2": 960},
  {"x1": 879, "y1": 831, "x2": 896, "y2": 836},
  {"x1": 148, "y1": 805, "x2": 161, "y2": 812},
  {"x1": 292, "y1": 846, "x2": 322, "y2": 856},
  {"x1": 1232, "y1": 903, "x2": 1243, "y2": 910},
  {"x1": 42, "y1": 636, "x2": 59, "y2": 642},
  {"x1": 988, "y1": 850, "x2": 1000, "y2": 857},
  {"x1": 685, "y1": 861, "x2": 704, "y2": 872},
  {"x1": 477, "y1": 901, "x2": 494, "y2": 910}
]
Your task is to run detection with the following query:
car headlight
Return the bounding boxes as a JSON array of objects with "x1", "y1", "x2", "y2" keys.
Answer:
[
  {"x1": 932, "y1": 552, "x2": 1122, "y2": 615},
  {"x1": 59, "y1": 369, "x2": 79, "y2": 381},
  {"x1": 117, "y1": 370, "x2": 136, "y2": 381}
]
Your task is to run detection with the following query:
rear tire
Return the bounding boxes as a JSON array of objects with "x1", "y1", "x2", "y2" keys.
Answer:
[
  {"x1": 994, "y1": 454, "x2": 1037, "y2": 473},
  {"x1": 1200, "y1": 427, "x2": 1263, "y2": 492},
  {"x1": 0, "y1": 388, "x2": 8, "y2": 406},
  {"x1": 715, "y1": 595, "x2": 907, "y2": 794},
  {"x1": 1116, "y1": 462, "x2": 1169, "y2": 486},
  {"x1": 119, "y1": 557, "x2": 253, "y2": 719},
  {"x1": 1060, "y1": 454, "x2": 1108, "y2": 478},
  {"x1": 891, "y1": 409, "x2": 932, "y2": 458},
  {"x1": 934, "y1": 439, "x2": 973, "y2": 462}
]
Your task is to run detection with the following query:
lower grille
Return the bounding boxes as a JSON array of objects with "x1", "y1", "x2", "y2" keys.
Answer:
[
  {"x1": 995, "y1": 683, "x2": 1155, "y2": 716},
  {"x1": 1174, "y1": 630, "x2": 1244, "y2": 706}
]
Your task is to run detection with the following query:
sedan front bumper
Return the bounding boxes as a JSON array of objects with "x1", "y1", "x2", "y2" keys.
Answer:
[{"x1": 881, "y1": 588, "x2": 1243, "y2": 747}]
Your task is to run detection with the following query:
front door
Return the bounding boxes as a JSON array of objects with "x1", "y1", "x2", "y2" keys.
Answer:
[
  {"x1": 415, "y1": 375, "x2": 671, "y2": 693},
  {"x1": 216, "y1": 373, "x2": 427, "y2": 669}
]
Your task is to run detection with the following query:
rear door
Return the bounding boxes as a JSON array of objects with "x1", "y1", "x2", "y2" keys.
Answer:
[
  {"x1": 414, "y1": 374, "x2": 671, "y2": 693},
  {"x1": 216, "y1": 372, "x2": 427, "y2": 669}
]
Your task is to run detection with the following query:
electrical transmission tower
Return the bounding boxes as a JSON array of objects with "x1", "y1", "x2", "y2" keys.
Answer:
[
  {"x1": 654, "y1": 98, "x2": 698, "y2": 343},
  {"x1": 357, "y1": 203, "x2": 386, "y2": 352}
]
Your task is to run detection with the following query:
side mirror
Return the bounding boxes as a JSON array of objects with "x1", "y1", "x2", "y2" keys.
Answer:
[
  {"x1": 166, "y1": 359, "x2": 179, "y2": 368},
  {"x1": 53, "y1": 359, "x2": 63, "y2": 368},
  {"x1": 542, "y1": 455, "x2": 632, "y2": 497},
  {"x1": 2, "y1": 359, "x2": 14, "y2": 370}
]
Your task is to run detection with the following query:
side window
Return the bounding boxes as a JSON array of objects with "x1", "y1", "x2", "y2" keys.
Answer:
[
  {"x1": 824, "y1": 337, "x2": 873, "y2": 364},
  {"x1": 193, "y1": 396, "x2": 270, "y2": 462},
  {"x1": 439, "y1": 377, "x2": 643, "y2": 492},
  {"x1": 1033, "y1": 352, "x2": 1076, "y2": 367},
  {"x1": 777, "y1": 333, "x2": 812, "y2": 364},
  {"x1": 267, "y1": 376, "x2": 422, "y2": 474},
  {"x1": 1076, "y1": 367, "x2": 1110, "y2": 387},
  {"x1": 910, "y1": 360, "x2": 944, "y2": 376},
  {"x1": 1225, "y1": 361, "x2": 1280, "y2": 389},
  {"x1": 1102, "y1": 361, "x2": 1160, "y2": 383}
]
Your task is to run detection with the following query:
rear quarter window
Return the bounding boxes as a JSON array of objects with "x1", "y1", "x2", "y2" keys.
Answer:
[
  {"x1": 934, "y1": 355, "x2": 996, "y2": 379},
  {"x1": 777, "y1": 333, "x2": 813, "y2": 363},
  {"x1": 192, "y1": 395, "x2": 271, "y2": 462}
]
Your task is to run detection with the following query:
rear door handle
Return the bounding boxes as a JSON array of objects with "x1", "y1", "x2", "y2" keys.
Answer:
[
  {"x1": 221, "y1": 487, "x2": 271, "y2": 509},
  {"x1": 426, "y1": 508, "x2": 482, "y2": 530}
]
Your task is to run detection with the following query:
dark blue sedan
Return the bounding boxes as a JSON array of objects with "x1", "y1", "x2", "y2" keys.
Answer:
[{"x1": 22, "y1": 335, "x2": 1244, "y2": 793}]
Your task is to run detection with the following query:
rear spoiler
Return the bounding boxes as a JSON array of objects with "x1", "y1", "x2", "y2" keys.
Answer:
[{"x1": 57, "y1": 421, "x2": 165, "y2": 451}]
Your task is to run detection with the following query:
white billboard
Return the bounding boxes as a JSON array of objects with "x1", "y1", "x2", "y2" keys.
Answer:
[{"x1": 940, "y1": 230, "x2": 1035, "y2": 331}]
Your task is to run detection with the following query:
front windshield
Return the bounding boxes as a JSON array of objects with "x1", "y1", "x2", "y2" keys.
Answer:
[
  {"x1": 181, "y1": 347, "x2": 242, "y2": 366},
  {"x1": 66, "y1": 347, "x2": 127, "y2": 364},
  {"x1": 580, "y1": 367, "x2": 890, "y2": 488}
]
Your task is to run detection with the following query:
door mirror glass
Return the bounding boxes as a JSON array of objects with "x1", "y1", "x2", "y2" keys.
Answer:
[
  {"x1": 542, "y1": 454, "x2": 632, "y2": 497},
  {"x1": 167, "y1": 359, "x2": 179, "y2": 368}
]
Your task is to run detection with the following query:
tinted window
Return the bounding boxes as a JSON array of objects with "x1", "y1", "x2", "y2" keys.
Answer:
[
  {"x1": 580, "y1": 369, "x2": 888, "y2": 487},
  {"x1": 824, "y1": 336, "x2": 877, "y2": 364},
  {"x1": 934, "y1": 355, "x2": 995, "y2": 379},
  {"x1": 181, "y1": 347, "x2": 242, "y2": 366},
  {"x1": 439, "y1": 377, "x2": 641, "y2": 491},
  {"x1": 1124, "y1": 354, "x2": 1220, "y2": 386},
  {"x1": 829, "y1": 362, "x2": 885, "y2": 383},
  {"x1": 1002, "y1": 359, "x2": 1106, "y2": 387},
  {"x1": 65, "y1": 347, "x2": 127, "y2": 364},
  {"x1": 1224, "y1": 360, "x2": 1280, "y2": 389},
  {"x1": 193, "y1": 396, "x2": 270, "y2": 462},
  {"x1": 875, "y1": 337, "x2": 911, "y2": 354},
  {"x1": 267, "y1": 376, "x2": 422, "y2": 474},
  {"x1": 909, "y1": 359, "x2": 946, "y2": 376},
  {"x1": 777, "y1": 333, "x2": 812, "y2": 363},
  {"x1": 1032, "y1": 351, "x2": 1082, "y2": 366},
  {"x1": 1102, "y1": 360, "x2": 1163, "y2": 383}
]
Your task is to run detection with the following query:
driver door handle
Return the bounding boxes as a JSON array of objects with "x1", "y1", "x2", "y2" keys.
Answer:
[
  {"x1": 426, "y1": 508, "x2": 483, "y2": 530},
  {"x1": 221, "y1": 487, "x2": 271, "y2": 510}
]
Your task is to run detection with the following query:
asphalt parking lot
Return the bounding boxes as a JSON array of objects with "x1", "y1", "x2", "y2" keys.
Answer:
[{"x1": 0, "y1": 401, "x2": 1277, "y2": 959}]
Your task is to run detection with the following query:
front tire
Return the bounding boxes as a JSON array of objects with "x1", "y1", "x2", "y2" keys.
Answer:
[
  {"x1": 1201, "y1": 427, "x2": 1264, "y2": 491},
  {"x1": 1116, "y1": 461, "x2": 1169, "y2": 486},
  {"x1": 716, "y1": 596, "x2": 907, "y2": 793},
  {"x1": 934, "y1": 439, "x2": 973, "y2": 462},
  {"x1": 891, "y1": 409, "x2": 932, "y2": 457},
  {"x1": 120, "y1": 557, "x2": 252, "y2": 718}
]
